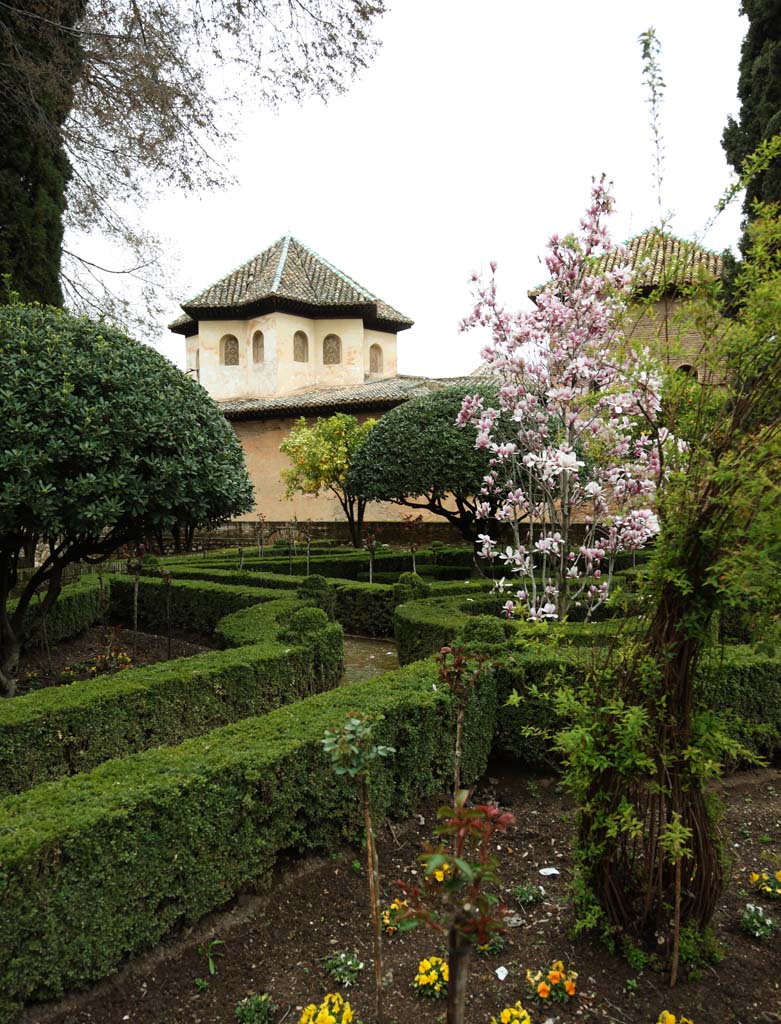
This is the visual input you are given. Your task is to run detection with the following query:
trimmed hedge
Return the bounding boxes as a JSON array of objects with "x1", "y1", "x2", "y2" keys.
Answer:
[
  {"x1": 142, "y1": 565, "x2": 303, "y2": 591},
  {"x1": 0, "y1": 659, "x2": 496, "y2": 1006},
  {"x1": 124, "y1": 570, "x2": 402, "y2": 638},
  {"x1": 109, "y1": 575, "x2": 282, "y2": 633},
  {"x1": 158, "y1": 545, "x2": 474, "y2": 580},
  {"x1": 698, "y1": 644, "x2": 781, "y2": 759},
  {"x1": 331, "y1": 581, "x2": 398, "y2": 636},
  {"x1": 10, "y1": 574, "x2": 108, "y2": 651},
  {"x1": 394, "y1": 597, "x2": 471, "y2": 664},
  {"x1": 0, "y1": 585, "x2": 343, "y2": 797}
]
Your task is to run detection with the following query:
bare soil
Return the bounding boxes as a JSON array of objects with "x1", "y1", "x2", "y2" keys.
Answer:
[
  {"x1": 16, "y1": 626, "x2": 215, "y2": 696},
  {"x1": 19, "y1": 763, "x2": 781, "y2": 1024}
]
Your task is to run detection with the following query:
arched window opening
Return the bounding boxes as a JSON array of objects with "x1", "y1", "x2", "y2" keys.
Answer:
[
  {"x1": 369, "y1": 343, "x2": 383, "y2": 374},
  {"x1": 252, "y1": 330, "x2": 264, "y2": 363},
  {"x1": 323, "y1": 334, "x2": 342, "y2": 365},
  {"x1": 294, "y1": 331, "x2": 309, "y2": 362},
  {"x1": 676, "y1": 363, "x2": 698, "y2": 380},
  {"x1": 221, "y1": 334, "x2": 239, "y2": 366}
]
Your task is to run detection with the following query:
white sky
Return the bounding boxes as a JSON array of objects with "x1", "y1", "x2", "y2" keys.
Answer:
[{"x1": 146, "y1": 0, "x2": 746, "y2": 379}]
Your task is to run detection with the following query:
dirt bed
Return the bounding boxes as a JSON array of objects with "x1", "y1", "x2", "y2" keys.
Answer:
[
  {"x1": 19, "y1": 763, "x2": 781, "y2": 1024},
  {"x1": 16, "y1": 625, "x2": 215, "y2": 696}
]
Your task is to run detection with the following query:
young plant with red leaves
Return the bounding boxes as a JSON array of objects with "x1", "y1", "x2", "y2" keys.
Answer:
[
  {"x1": 398, "y1": 793, "x2": 515, "y2": 1024},
  {"x1": 436, "y1": 646, "x2": 487, "y2": 806}
]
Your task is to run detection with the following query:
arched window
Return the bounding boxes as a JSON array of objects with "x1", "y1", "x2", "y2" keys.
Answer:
[
  {"x1": 294, "y1": 331, "x2": 309, "y2": 362},
  {"x1": 252, "y1": 330, "x2": 264, "y2": 363},
  {"x1": 323, "y1": 334, "x2": 342, "y2": 365},
  {"x1": 369, "y1": 343, "x2": 383, "y2": 374},
  {"x1": 676, "y1": 363, "x2": 698, "y2": 380},
  {"x1": 221, "y1": 334, "x2": 239, "y2": 366}
]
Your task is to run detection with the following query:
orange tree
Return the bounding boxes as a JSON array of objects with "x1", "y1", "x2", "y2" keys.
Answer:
[{"x1": 280, "y1": 413, "x2": 375, "y2": 548}]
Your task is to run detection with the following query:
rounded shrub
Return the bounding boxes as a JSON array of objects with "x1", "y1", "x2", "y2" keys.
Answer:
[
  {"x1": 280, "y1": 606, "x2": 331, "y2": 641},
  {"x1": 297, "y1": 574, "x2": 337, "y2": 619},
  {"x1": 456, "y1": 614, "x2": 511, "y2": 649}
]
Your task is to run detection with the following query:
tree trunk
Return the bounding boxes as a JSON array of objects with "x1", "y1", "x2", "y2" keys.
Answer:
[
  {"x1": 446, "y1": 923, "x2": 471, "y2": 1024},
  {"x1": 0, "y1": 632, "x2": 20, "y2": 698},
  {"x1": 362, "y1": 779, "x2": 384, "y2": 1024}
]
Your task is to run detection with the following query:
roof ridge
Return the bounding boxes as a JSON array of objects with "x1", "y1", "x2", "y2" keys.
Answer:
[
  {"x1": 271, "y1": 234, "x2": 292, "y2": 293},
  {"x1": 624, "y1": 229, "x2": 721, "y2": 259},
  {"x1": 289, "y1": 236, "x2": 377, "y2": 301},
  {"x1": 185, "y1": 234, "x2": 288, "y2": 304}
]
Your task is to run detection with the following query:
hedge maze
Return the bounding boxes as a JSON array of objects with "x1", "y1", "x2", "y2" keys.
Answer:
[{"x1": 0, "y1": 544, "x2": 779, "y2": 1017}]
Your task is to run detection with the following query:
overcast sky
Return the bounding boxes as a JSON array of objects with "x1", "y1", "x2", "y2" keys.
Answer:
[{"x1": 147, "y1": 0, "x2": 747, "y2": 379}]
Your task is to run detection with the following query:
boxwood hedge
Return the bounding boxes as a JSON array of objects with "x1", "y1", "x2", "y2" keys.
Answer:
[
  {"x1": 0, "y1": 658, "x2": 496, "y2": 1007},
  {"x1": 0, "y1": 583, "x2": 343, "y2": 797}
]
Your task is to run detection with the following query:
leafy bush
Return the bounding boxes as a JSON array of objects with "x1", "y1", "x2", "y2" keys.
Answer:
[
  {"x1": 296, "y1": 575, "x2": 337, "y2": 619},
  {"x1": 0, "y1": 587, "x2": 344, "y2": 796},
  {"x1": 0, "y1": 657, "x2": 496, "y2": 1005},
  {"x1": 393, "y1": 572, "x2": 430, "y2": 604}
]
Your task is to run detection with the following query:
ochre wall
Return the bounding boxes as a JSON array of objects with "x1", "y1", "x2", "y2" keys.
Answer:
[
  {"x1": 626, "y1": 298, "x2": 722, "y2": 383},
  {"x1": 232, "y1": 413, "x2": 455, "y2": 526}
]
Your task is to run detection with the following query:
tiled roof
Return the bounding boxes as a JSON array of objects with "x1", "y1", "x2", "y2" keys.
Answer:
[
  {"x1": 599, "y1": 230, "x2": 723, "y2": 292},
  {"x1": 220, "y1": 375, "x2": 481, "y2": 420},
  {"x1": 170, "y1": 235, "x2": 414, "y2": 335},
  {"x1": 529, "y1": 230, "x2": 723, "y2": 300}
]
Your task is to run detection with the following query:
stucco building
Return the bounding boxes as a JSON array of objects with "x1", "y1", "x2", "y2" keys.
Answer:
[
  {"x1": 169, "y1": 236, "x2": 474, "y2": 528},
  {"x1": 596, "y1": 229, "x2": 725, "y2": 382},
  {"x1": 170, "y1": 230, "x2": 724, "y2": 531}
]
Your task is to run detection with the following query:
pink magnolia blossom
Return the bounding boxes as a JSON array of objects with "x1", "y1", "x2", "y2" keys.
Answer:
[{"x1": 459, "y1": 177, "x2": 663, "y2": 620}]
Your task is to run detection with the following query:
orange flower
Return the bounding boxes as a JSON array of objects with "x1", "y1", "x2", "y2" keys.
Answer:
[
  {"x1": 564, "y1": 979, "x2": 576, "y2": 997},
  {"x1": 537, "y1": 982, "x2": 551, "y2": 999},
  {"x1": 548, "y1": 970, "x2": 563, "y2": 984}
]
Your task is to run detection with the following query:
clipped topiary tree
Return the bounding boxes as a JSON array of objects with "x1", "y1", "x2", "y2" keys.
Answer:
[
  {"x1": 0, "y1": 303, "x2": 254, "y2": 696},
  {"x1": 347, "y1": 386, "x2": 504, "y2": 543}
]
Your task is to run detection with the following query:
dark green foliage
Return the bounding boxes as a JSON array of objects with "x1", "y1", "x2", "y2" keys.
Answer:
[
  {"x1": 10, "y1": 575, "x2": 108, "y2": 651},
  {"x1": 456, "y1": 614, "x2": 512, "y2": 650},
  {"x1": 347, "y1": 386, "x2": 503, "y2": 541},
  {"x1": 0, "y1": 1, "x2": 84, "y2": 305},
  {"x1": 393, "y1": 571, "x2": 430, "y2": 604},
  {"x1": 148, "y1": 566, "x2": 302, "y2": 591},
  {"x1": 0, "y1": 585, "x2": 343, "y2": 796},
  {"x1": 723, "y1": 0, "x2": 781, "y2": 251},
  {"x1": 0, "y1": 305, "x2": 253, "y2": 695},
  {"x1": 393, "y1": 597, "x2": 471, "y2": 664},
  {"x1": 0, "y1": 307, "x2": 253, "y2": 543},
  {"x1": 109, "y1": 577, "x2": 279, "y2": 634},
  {"x1": 297, "y1": 574, "x2": 337, "y2": 619},
  {"x1": 331, "y1": 582, "x2": 398, "y2": 636},
  {"x1": 280, "y1": 606, "x2": 330, "y2": 640},
  {"x1": 493, "y1": 647, "x2": 585, "y2": 767},
  {"x1": 697, "y1": 644, "x2": 781, "y2": 760},
  {"x1": 0, "y1": 659, "x2": 496, "y2": 1005}
]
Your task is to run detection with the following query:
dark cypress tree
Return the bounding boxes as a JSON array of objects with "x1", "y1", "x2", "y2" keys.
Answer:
[
  {"x1": 723, "y1": 0, "x2": 781, "y2": 255},
  {"x1": 0, "y1": 2, "x2": 85, "y2": 305}
]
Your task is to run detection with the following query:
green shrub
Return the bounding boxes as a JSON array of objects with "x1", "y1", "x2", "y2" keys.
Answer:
[
  {"x1": 394, "y1": 597, "x2": 471, "y2": 664},
  {"x1": 456, "y1": 614, "x2": 512, "y2": 650},
  {"x1": 11, "y1": 574, "x2": 109, "y2": 651},
  {"x1": 393, "y1": 572, "x2": 430, "y2": 604},
  {"x1": 109, "y1": 576, "x2": 280, "y2": 634},
  {"x1": 0, "y1": 588, "x2": 344, "y2": 796},
  {"x1": 297, "y1": 574, "x2": 337, "y2": 619},
  {"x1": 0, "y1": 659, "x2": 496, "y2": 1006},
  {"x1": 280, "y1": 606, "x2": 330, "y2": 640},
  {"x1": 331, "y1": 582, "x2": 397, "y2": 636}
]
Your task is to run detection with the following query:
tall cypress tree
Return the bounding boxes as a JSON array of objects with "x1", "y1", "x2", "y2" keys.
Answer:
[
  {"x1": 0, "y1": 2, "x2": 85, "y2": 306},
  {"x1": 723, "y1": 0, "x2": 781, "y2": 254}
]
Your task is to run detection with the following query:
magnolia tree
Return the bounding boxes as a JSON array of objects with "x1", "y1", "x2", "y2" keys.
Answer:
[{"x1": 458, "y1": 178, "x2": 664, "y2": 621}]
